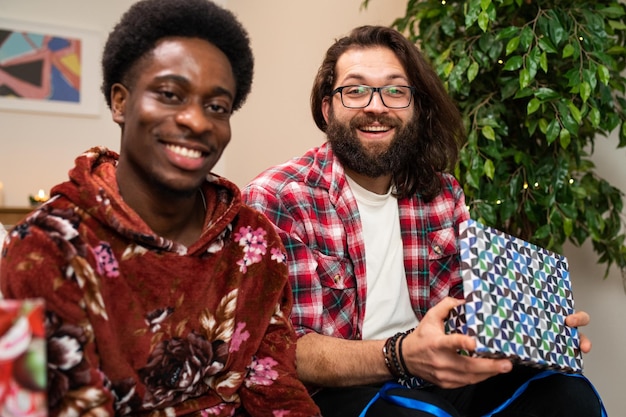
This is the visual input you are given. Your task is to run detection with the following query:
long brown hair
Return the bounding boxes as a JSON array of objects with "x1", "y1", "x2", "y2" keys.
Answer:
[{"x1": 311, "y1": 25, "x2": 465, "y2": 200}]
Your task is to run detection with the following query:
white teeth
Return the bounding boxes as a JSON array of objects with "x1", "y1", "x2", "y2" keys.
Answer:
[
  {"x1": 362, "y1": 125, "x2": 389, "y2": 132},
  {"x1": 166, "y1": 144, "x2": 202, "y2": 159}
]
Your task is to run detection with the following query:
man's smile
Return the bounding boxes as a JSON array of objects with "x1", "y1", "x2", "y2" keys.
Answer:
[{"x1": 165, "y1": 143, "x2": 204, "y2": 159}]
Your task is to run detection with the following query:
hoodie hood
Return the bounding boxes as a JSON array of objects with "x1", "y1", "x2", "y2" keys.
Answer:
[{"x1": 50, "y1": 146, "x2": 241, "y2": 255}]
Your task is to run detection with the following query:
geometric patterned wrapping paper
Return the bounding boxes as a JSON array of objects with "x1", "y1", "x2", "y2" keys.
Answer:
[{"x1": 446, "y1": 219, "x2": 583, "y2": 374}]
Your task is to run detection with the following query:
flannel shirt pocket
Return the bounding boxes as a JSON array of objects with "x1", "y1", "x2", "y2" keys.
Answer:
[
  {"x1": 315, "y1": 251, "x2": 356, "y2": 290},
  {"x1": 427, "y1": 227, "x2": 458, "y2": 260},
  {"x1": 427, "y1": 227, "x2": 459, "y2": 284},
  {"x1": 315, "y1": 251, "x2": 357, "y2": 337}
]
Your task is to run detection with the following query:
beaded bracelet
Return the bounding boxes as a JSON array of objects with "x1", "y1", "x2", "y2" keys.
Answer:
[
  {"x1": 390, "y1": 333, "x2": 406, "y2": 379},
  {"x1": 382, "y1": 331, "x2": 412, "y2": 379},
  {"x1": 382, "y1": 332, "x2": 402, "y2": 378},
  {"x1": 397, "y1": 331, "x2": 411, "y2": 377}
]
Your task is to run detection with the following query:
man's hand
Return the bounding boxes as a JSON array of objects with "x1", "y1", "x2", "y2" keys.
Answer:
[
  {"x1": 566, "y1": 310, "x2": 592, "y2": 353},
  {"x1": 401, "y1": 297, "x2": 513, "y2": 389}
]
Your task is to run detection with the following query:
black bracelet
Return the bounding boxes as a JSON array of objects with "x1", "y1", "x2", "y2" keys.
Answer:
[
  {"x1": 389, "y1": 333, "x2": 404, "y2": 378},
  {"x1": 382, "y1": 330, "x2": 415, "y2": 381},
  {"x1": 383, "y1": 332, "x2": 404, "y2": 378},
  {"x1": 397, "y1": 331, "x2": 411, "y2": 378}
]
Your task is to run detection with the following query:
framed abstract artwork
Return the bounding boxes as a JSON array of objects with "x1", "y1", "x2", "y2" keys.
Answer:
[{"x1": 0, "y1": 18, "x2": 101, "y2": 116}]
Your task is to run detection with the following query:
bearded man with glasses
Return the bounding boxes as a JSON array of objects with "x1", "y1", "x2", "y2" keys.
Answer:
[{"x1": 243, "y1": 25, "x2": 603, "y2": 417}]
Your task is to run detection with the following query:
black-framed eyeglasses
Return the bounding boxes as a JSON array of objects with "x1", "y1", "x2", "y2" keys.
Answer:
[{"x1": 331, "y1": 85, "x2": 416, "y2": 109}]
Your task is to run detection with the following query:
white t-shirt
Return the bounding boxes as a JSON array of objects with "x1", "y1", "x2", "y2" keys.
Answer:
[{"x1": 346, "y1": 176, "x2": 419, "y2": 340}]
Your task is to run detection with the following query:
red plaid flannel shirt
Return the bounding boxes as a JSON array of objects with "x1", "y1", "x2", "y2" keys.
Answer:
[{"x1": 242, "y1": 143, "x2": 469, "y2": 340}]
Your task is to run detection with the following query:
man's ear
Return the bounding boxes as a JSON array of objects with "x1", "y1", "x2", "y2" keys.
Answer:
[
  {"x1": 111, "y1": 83, "x2": 129, "y2": 124},
  {"x1": 321, "y1": 96, "x2": 331, "y2": 124}
]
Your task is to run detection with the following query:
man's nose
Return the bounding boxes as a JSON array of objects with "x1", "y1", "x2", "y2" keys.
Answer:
[
  {"x1": 175, "y1": 102, "x2": 214, "y2": 133},
  {"x1": 364, "y1": 90, "x2": 389, "y2": 113}
]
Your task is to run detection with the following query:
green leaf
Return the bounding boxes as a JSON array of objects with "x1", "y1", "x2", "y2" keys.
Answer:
[
  {"x1": 597, "y1": 65, "x2": 610, "y2": 85},
  {"x1": 582, "y1": 68, "x2": 597, "y2": 90},
  {"x1": 546, "y1": 119, "x2": 560, "y2": 144},
  {"x1": 467, "y1": 61, "x2": 479, "y2": 82},
  {"x1": 534, "y1": 225, "x2": 551, "y2": 240},
  {"x1": 478, "y1": 11, "x2": 490, "y2": 32},
  {"x1": 466, "y1": 159, "x2": 482, "y2": 190},
  {"x1": 484, "y1": 158, "x2": 495, "y2": 179},
  {"x1": 580, "y1": 82, "x2": 591, "y2": 102},
  {"x1": 537, "y1": 37, "x2": 557, "y2": 53},
  {"x1": 548, "y1": 11, "x2": 566, "y2": 46},
  {"x1": 598, "y1": 6, "x2": 626, "y2": 19},
  {"x1": 519, "y1": 68, "x2": 531, "y2": 89},
  {"x1": 503, "y1": 56, "x2": 523, "y2": 71},
  {"x1": 506, "y1": 37, "x2": 520, "y2": 55},
  {"x1": 496, "y1": 26, "x2": 519, "y2": 40},
  {"x1": 562, "y1": 44, "x2": 575, "y2": 58},
  {"x1": 608, "y1": 20, "x2": 626, "y2": 31},
  {"x1": 519, "y1": 26, "x2": 534, "y2": 50},
  {"x1": 465, "y1": 0, "x2": 482, "y2": 28},
  {"x1": 558, "y1": 102, "x2": 579, "y2": 135},
  {"x1": 567, "y1": 102, "x2": 582, "y2": 124},
  {"x1": 559, "y1": 128, "x2": 571, "y2": 149},
  {"x1": 500, "y1": 76, "x2": 519, "y2": 99},
  {"x1": 482, "y1": 125, "x2": 496, "y2": 140},
  {"x1": 539, "y1": 51, "x2": 548, "y2": 73},
  {"x1": 534, "y1": 88, "x2": 559, "y2": 100},
  {"x1": 449, "y1": 57, "x2": 471, "y2": 92},
  {"x1": 527, "y1": 98, "x2": 541, "y2": 115},
  {"x1": 525, "y1": 47, "x2": 540, "y2": 79}
]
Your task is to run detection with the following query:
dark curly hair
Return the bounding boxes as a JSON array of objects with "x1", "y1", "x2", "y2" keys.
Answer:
[
  {"x1": 311, "y1": 25, "x2": 465, "y2": 201},
  {"x1": 101, "y1": 0, "x2": 253, "y2": 112}
]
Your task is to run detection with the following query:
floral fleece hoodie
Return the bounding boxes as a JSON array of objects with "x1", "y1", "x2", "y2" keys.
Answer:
[{"x1": 0, "y1": 147, "x2": 321, "y2": 417}]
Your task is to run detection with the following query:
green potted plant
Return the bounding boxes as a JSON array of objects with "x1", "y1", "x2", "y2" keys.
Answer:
[{"x1": 363, "y1": 0, "x2": 626, "y2": 283}]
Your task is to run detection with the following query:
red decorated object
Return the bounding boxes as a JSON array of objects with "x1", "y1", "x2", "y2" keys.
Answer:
[{"x1": 0, "y1": 298, "x2": 47, "y2": 416}]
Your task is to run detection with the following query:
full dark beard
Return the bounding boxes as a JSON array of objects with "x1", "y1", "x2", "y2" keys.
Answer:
[{"x1": 326, "y1": 111, "x2": 419, "y2": 178}]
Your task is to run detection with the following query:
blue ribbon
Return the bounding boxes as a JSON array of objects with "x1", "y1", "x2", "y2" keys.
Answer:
[
  {"x1": 481, "y1": 370, "x2": 607, "y2": 417},
  {"x1": 359, "y1": 372, "x2": 607, "y2": 417},
  {"x1": 358, "y1": 382, "x2": 454, "y2": 417}
]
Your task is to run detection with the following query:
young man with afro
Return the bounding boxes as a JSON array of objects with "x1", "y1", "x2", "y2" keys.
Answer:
[{"x1": 0, "y1": 1, "x2": 320, "y2": 415}]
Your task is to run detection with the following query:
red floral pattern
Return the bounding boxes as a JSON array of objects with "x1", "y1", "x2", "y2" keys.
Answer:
[{"x1": 0, "y1": 147, "x2": 320, "y2": 416}]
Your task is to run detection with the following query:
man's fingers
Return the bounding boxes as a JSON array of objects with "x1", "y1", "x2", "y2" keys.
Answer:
[
  {"x1": 442, "y1": 332, "x2": 477, "y2": 353},
  {"x1": 565, "y1": 310, "x2": 590, "y2": 327},
  {"x1": 424, "y1": 297, "x2": 464, "y2": 322},
  {"x1": 427, "y1": 352, "x2": 513, "y2": 388},
  {"x1": 579, "y1": 332, "x2": 592, "y2": 353}
]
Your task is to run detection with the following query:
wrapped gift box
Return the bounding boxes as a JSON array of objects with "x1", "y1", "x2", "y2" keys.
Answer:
[
  {"x1": 446, "y1": 219, "x2": 583, "y2": 373},
  {"x1": 0, "y1": 298, "x2": 47, "y2": 416}
]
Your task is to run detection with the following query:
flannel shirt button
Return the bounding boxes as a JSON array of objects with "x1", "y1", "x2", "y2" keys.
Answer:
[
  {"x1": 433, "y1": 244, "x2": 443, "y2": 255},
  {"x1": 333, "y1": 275, "x2": 341, "y2": 284}
]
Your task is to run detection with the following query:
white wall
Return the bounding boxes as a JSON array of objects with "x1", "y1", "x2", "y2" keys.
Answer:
[{"x1": 1, "y1": 1, "x2": 625, "y2": 415}]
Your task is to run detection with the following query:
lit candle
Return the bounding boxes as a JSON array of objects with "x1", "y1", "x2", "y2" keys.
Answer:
[
  {"x1": 36, "y1": 189, "x2": 46, "y2": 201},
  {"x1": 29, "y1": 189, "x2": 49, "y2": 206}
]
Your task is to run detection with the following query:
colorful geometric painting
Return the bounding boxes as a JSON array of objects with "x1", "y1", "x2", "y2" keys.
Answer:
[
  {"x1": 447, "y1": 219, "x2": 583, "y2": 374},
  {"x1": 0, "y1": 26, "x2": 82, "y2": 103}
]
